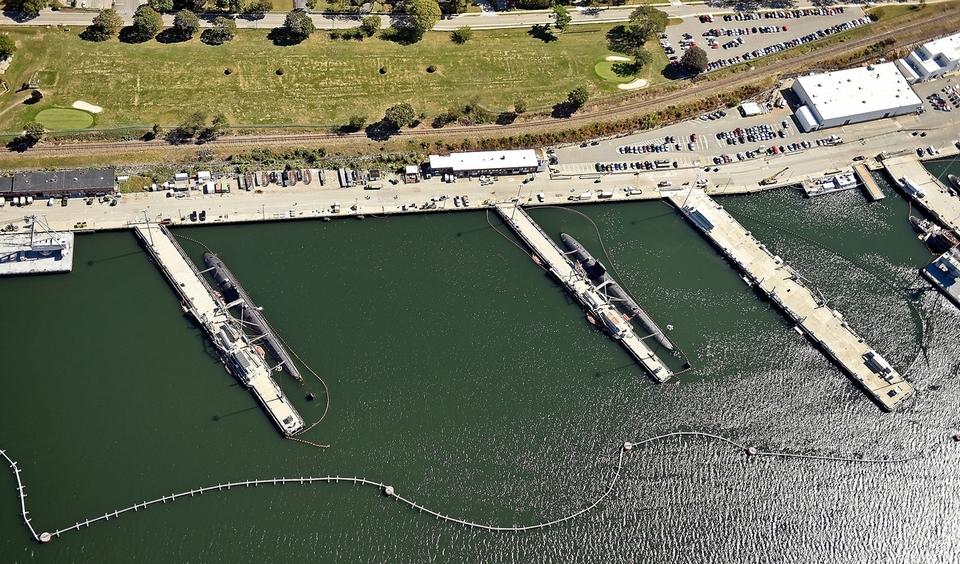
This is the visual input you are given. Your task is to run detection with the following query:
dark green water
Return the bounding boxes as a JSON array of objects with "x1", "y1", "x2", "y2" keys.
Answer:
[{"x1": 2, "y1": 168, "x2": 959, "y2": 562}]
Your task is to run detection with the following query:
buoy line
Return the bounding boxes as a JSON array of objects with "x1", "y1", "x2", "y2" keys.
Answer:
[{"x1": 2, "y1": 431, "x2": 947, "y2": 543}]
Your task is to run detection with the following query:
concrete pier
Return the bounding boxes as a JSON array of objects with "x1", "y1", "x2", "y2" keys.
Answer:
[
  {"x1": 670, "y1": 190, "x2": 913, "y2": 410},
  {"x1": 134, "y1": 223, "x2": 305, "y2": 435},
  {"x1": 495, "y1": 203, "x2": 672, "y2": 382},
  {"x1": 884, "y1": 155, "x2": 960, "y2": 230},
  {"x1": 853, "y1": 164, "x2": 885, "y2": 201}
]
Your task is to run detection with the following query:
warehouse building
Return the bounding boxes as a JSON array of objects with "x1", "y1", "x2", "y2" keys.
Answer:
[
  {"x1": 0, "y1": 168, "x2": 116, "y2": 199},
  {"x1": 428, "y1": 149, "x2": 542, "y2": 178},
  {"x1": 791, "y1": 63, "x2": 923, "y2": 132},
  {"x1": 897, "y1": 32, "x2": 960, "y2": 83}
]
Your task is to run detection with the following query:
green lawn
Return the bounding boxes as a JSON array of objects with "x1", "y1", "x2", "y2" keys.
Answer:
[
  {"x1": 34, "y1": 107, "x2": 95, "y2": 130},
  {"x1": 0, "y1": 24, "x2": 664, "y2": 132}
]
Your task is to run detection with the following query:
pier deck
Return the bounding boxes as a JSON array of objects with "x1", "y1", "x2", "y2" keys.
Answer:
[
  {"x1": 853, "y1": 164, "x2": 885, "y2": 201},
  {"x1": 670, "y1": 190, "x2": 913, "y2": 410},
  {"x1": 495, "y1": 203, "x2": 672, "y2": 382},
  {"x1": 883, "y1": 155, "x2": 960, "y2": 230},
  {"x1": 134, "y1": 223, "x2": 305, "y2": 435}
]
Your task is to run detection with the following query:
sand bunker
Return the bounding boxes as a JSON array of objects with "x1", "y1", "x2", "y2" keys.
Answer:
[
  {"x1": 605, "y1": 55, "x2": 632, "y2": 62},
  {"x1": 72, "y1": 101, "x2": 103, "y2": 114},
  {"x1": 617, "y1": 78, "x2": 649, "y2": 90}
]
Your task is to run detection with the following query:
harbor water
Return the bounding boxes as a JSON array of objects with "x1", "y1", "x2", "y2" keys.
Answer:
[{"x1": 2, "y1": 168, "x2": 960, "y2": 562}]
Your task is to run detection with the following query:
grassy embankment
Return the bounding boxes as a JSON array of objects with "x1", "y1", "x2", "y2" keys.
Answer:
[{"x1": 0, "y1": 23, "x2": 666, "y2": 134}]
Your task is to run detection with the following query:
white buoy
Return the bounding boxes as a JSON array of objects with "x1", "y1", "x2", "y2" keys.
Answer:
[
  {"x1": 666, "y1": 324, "x2": 674, "y2": 331},
  {"x1": 623, "y1": 442, "x2": 634, "y2": 451},
  {"x1": 384, "y1": 485, "x2": 395, "y2": 497},
  {"x1": 746, "y1": 446, "x2": 758, "y2": 456},
  {"x1": 39, "y1": 532, "x2": 52, "y2": 543}
]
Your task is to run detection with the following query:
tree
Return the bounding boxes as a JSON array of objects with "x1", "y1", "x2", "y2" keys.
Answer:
[
  {"x1": 629, "y1": 6, "x2": 667, "y2": 32},
  {"x1": 439, "y1": 0, "x2": 466, "y2": 14},
  {"x1": 450, "y1": 26, "x2": 472, "y2": 44},
  {"x1": 23, "y1": 122, "x2": 45, "y2": 144},
  {"x1": 173, "y1": 10, "x2": 200, "y2": 38},
  {"x1": 552, "y1": 4, "x2": 571, "y2": 32},
  {"x1": 383, "y1": 102, "x2": 416, "y2": 129},
  {"x1": 174, "y1": 0, "x2": 206, "y2": 11},
  {"x1": 148, "y1": 0, "x2": 174, "y2": 12},
  {"x1": 680, "y1": 45, "x2": 708, "y2": 74},
  {"x1": 346, "y1": 115, "x2": 367, "y2": 131},
  {"x1": 84, "y1": 8, "x2": 124, "y2": 41},
  {"x1": 197, "y1": 112, "x2": 228, "y2": 142},
  {"x1": 282, "y1": 10, "x2": 315, "y2": 40},
  {"x1": 244, "y1": 0, "x2": 272, "y2": 16},
  {"x1": 567, "y1": 86, "x2": 588, "y2": 110},
  {"x1": 514, "y1": 98, "x2": 527, "y2": 114},
  {"x1": 606, "y1": 6, "x2": 667, "y2": 56},
  {"x1": 5, "y1": 0, "x2": 45, "y2": 18},
  {"x1": 216, "y1": 0, "x2": 244, "y2": 12},
  {"x1": 359, "y1": 15, "x2": 381, "y2": 37},
  {"x1": 0, "y1": 34, "x2": 16, "y2": 59},
  {"x1": 132, "y1": 5, "x2": 164, "y2": 41},
  {"x1": 406, "y1": 0, "x2": 441, "y2": 38},
  {"x1": 202, "y1": 16, "x2": 237, "y2": 44}
]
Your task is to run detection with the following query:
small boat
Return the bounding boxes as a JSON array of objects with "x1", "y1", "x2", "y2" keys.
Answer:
[
  {"x1": 586, "y1": 314, "x2": 597, "y2": 326},
  {"x1": 949, "y1": 174, "x2": 960, "y2": 191}
]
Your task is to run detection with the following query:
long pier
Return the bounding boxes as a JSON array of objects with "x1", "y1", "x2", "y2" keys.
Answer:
[
  {"x1": 495, "y1": 203, "x2": 672, "y2": 382},
  {"x1": 883, "y1": 155, "x2": 960, "y2": 231},
  {"x1": 853, "y1": 164, "x2": 885, "y2": 202},
  {"x1": 134, "y1": 223, "x2": 305, "y2": 435},
  {"x1": 670, "y1": 190, "x2": 913, "y2": 410}
]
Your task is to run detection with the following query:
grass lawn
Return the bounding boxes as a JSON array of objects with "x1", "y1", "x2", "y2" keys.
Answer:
[
  {"x1": 34, "y1": 107, "x2": 95, "y2": 130},
  {"x1": 0, "y1": 24, "x2": 666, "y2": 132}
]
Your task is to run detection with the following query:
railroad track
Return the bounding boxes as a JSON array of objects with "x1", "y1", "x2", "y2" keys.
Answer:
[{"x1": 18, "y1": 9, "x2": 960, "y2": 158}]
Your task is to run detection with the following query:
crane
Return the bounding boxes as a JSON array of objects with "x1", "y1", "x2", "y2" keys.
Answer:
[{"x1": 760, "y1": 167, "x2": 789, "y2": 186}]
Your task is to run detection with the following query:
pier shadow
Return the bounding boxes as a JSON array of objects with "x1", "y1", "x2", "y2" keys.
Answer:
[
  {"x1": 211, "y1": 405, "x2": 260, "y2": 422},
  {"x1": 85, "y1": 250, "x2": 146, "y2": 267},
  {"x1": 593, "y1": 362, "x2": 636, "y2": 378}
]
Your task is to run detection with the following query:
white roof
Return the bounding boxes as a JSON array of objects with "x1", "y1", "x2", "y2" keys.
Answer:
[
  {"x1": 739, "y1": 102, "x2": 763, "y2": 116},
  {"x1": 404, "y1": 165, "x2": 419, "y2": 175},
  {"x1": 794, "y1": 63, "x2": 922, "y2": 122},
  {"x1": 795, "y1": 105, "x2": 818, "y2": 132},
  {"x1": 920, "y1": 32, "x2": 960, "y2": 64},
  {"x1": 429, "y1": 150, "x2": 538, "y2": 172}
]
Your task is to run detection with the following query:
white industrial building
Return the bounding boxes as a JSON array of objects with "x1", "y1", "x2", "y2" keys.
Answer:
[
  {"x1": 897, "y1": 32, "x2": 960, "y2": 83},
  {"x1": 791, "y1": 63, "x2": 923, "y2": 132},
  {"x1": 428, "y1": 149, "x2": 542, "y2": 178}
]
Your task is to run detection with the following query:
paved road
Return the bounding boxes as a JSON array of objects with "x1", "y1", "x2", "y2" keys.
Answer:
[{"x1": 0, "y1": 1, "x2": 924, "y2": 31}]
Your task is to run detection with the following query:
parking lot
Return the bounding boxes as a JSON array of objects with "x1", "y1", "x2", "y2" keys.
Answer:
[{"x1": 662, "y1": 6, "x2": 867, "y2": 67}]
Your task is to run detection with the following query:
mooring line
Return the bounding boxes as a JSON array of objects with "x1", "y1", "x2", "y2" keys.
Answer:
[{"x1": 4, "y1": 431, "x2": 951, "y2": 543}]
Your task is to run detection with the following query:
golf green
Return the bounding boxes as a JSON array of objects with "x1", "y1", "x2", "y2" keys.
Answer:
[
  {"x1": 594, "y1": 59, "x2": 635, "y2": 83},
  {"x1": 34, "y1": 107, "x2": 95, "y2": 130}
]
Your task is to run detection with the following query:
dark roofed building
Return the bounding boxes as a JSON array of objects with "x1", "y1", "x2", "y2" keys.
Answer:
[{"x1": 6, "y1": 168, "x2": 116, "y2": 198}]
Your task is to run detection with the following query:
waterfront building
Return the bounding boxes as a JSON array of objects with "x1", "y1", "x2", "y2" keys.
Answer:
[
  {"x1": 791, "y1": 64, "x2": 923, "y2": 132},
  {"x1": 897, "y1": 32, "x2": 960, "y2": 83},
  {"x1": 428, "y1": 149, "x2": 542, "y2": 178}
]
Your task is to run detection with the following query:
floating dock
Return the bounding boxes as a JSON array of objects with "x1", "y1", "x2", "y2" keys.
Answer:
[
  {"x1": 134, "y1": 223, "x2": 304, "y2": 436},
  {"x1": 0, "y1": 217, "x2": 73, "y2": 276},
  {"x1": 202, "y1": 252, "x2": 303, "y2": 383},
  {"x1": 883, "y1": 155, "x2": 960, "y2": 230},
  {"x1": 495, "y1": 203, "x2": 673, "y2": 382},
  {"x1": 801, "y1": 171, "x2": 858, "y2": 198},
  {"x1": 670, "y1": 190, "x2": 913, "y2": 410},
  {"x1": 853, "y1": 164, "x2": 885, "y2": 201}
]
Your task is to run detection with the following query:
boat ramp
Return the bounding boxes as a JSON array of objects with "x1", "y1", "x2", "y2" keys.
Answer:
[
  {"x1": 495, "y1": 203, "x2": 673, "y2": 382},
  {"x1": 669, "y1": 189, "x2": 913, "y2": 410},
  {"x1": 134, "y1": 222, "x2": 305, "y2": 436}
]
